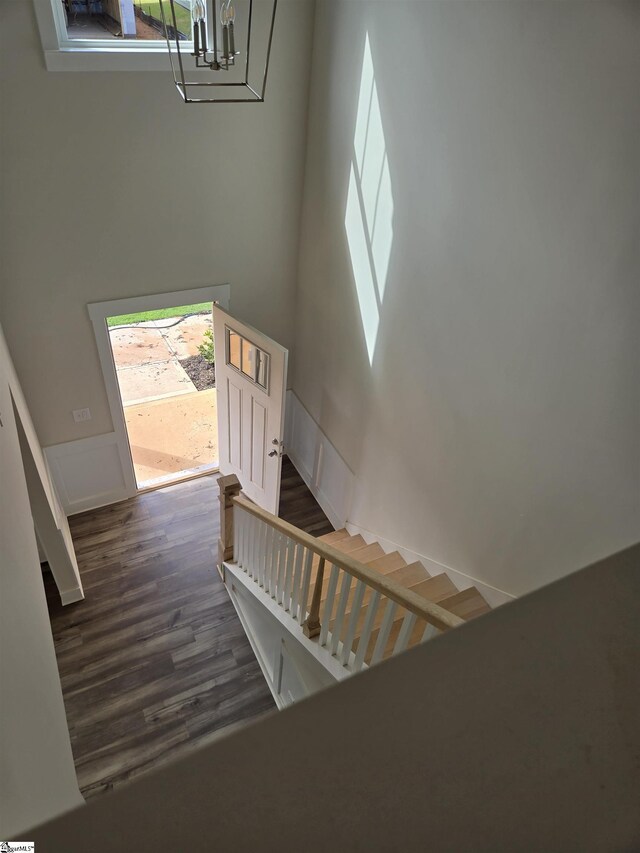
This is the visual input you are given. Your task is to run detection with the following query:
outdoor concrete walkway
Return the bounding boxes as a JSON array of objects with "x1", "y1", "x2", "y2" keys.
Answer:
[
  {"x1": 124, "y1": 390, "x2": 218, "y2": 486},
  {"x1": 109, "y1": 314, "x2": 218, "y2": 486}
]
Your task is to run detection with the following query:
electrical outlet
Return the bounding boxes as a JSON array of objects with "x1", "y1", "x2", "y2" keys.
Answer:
[{"x1": 73, "y1": 408, "x2": 92, "y2": 423}]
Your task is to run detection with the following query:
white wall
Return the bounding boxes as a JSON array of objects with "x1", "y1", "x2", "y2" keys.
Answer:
[
  {"x1": 0, "y1": 0, "x2": 314, "y2": 447},
  {"x1": 0, "y1": 324, "x2": 84, "y2": 837},
  {"x1": 29, "y1": 545, "x2": 640, "y2": 850},
  {"x1": 0, "y1": 325, "x2": 84, "y2": 600},
  {"x1": 293, "y1": 1, "x2": 640, "y2": 596}
]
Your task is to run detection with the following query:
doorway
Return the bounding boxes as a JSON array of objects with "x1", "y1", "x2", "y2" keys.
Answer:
[
  {"x1": 89, "y1": 285, "x2": 230, "y2": 495},
  {"x1": 108, "y1": 302, "x2": 217, "y2": 489}
]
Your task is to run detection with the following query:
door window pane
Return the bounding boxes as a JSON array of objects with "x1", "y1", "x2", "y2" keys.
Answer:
[
  {"x1": 255, "y1": 349, "x2": 269, "y2": 389},
  {"x1": 228, "y1": 329, "x2": 241, "y2": 371},
  {"x1": 226, "y1": 327, "x2": 269, "y2": 392},
  {"x1": 241, "y1": 339, "x2": 257, "y2": 381}
]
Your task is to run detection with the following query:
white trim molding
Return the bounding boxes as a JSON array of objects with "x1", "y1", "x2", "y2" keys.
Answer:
[{"x1": 88, "y1": 284, "x2": 230, "y2": 502}]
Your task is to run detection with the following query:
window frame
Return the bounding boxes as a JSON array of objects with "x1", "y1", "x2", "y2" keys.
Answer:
[{"x1": 34, "y1": 0, "x2": 192, "y2": 72}]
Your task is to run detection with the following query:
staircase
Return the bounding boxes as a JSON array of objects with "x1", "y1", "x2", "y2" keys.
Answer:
[
  {"x1": 310, "y1": 528, "x2": 492, "y2": 663},
  {"x1": 217, "y1": 474, "x2": 492, "y2": 703}
]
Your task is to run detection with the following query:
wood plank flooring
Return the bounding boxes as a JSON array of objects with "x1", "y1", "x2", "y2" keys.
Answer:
[
  {"x1": 279, "y1": 455, "x2": 334, "y2": 537},
  {"x1": 44, "y1": 459, "x2": 333, "y2": 799}
]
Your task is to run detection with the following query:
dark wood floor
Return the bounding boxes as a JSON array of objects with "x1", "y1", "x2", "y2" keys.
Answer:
[
  {"x1": 279, "y1": 455, "x2": 334, "y2": 537},
  {"x1": 45, "y1": 458, "x2": 332, "y2": 799}
]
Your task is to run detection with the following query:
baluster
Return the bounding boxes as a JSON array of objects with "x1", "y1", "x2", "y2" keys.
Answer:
[
  {"x1": 245, "y1": 514, "x2": 252, "y2": 572},
  {"x1": 268, "y1": 532, "x2": 280, "y2": 597},
  {"x1": 244, "y1": 513, "x2": 251, "y2": 576},
  {"x1": 256, "y1": 520, "x2": 267, "y2": 587},
  {"x1": 370, "y1": 600, "x2": 398, "y2": 665},
  {"x1": 232, "y1": 505, "x2": 240, "y2": 565},
  {"x1": 236, "y1": 510, "x2": 245, "y2": 568},
  {"x1": 330, "y1": 572, "x2": 353, "y2": 655},
  {"x1": 297, "y1": 548, "x2": 314, "y2": 623},
  {"x1": 255, "y1": 519, "x2": 264, "y2": 582},
  {"x1": 303, "y1": 556, "x2": 325, "y2": 639},
  {"x1": 236, "y1": 509, "x2": 245, "y2": 568},
  {"x1": 393, "y1": 612, "x2": 418, "y2": 656},
  {"x1": 274, "y1": 533, "x2": 285, "y2": 598},
  {"x1": 268, "y1": 531, "x2": 277, "y2": 597},
  {"x1": 242, "y1": 510, "x2": 251, "y2": 572},
  {"x1": 421, "y1": 623, "x2": 439, "y2": 643},
  {"x1": 263, "y1": 524, "x2": 275, "y2": 592},
  {"x1": 353, "y1": 590, "x2": 381, "y2": 672},
  {"x1": 253, "y1": 516, "x2": 263, "y2": 581},
  {"x1": 252, "y1": 517, "x2": 261, "y2": 582},
  {"x1": 275, "y1": 534, "x2": 287, "y2": 602},
  {"x1": 290, "y1": 544, "x2": 304, "y2": 619},
  {"x1": 340, "y1": 579, "x2": 366, "y2": 665},
  {"x1": 281, "y1": 538, "x2": 295, "y2": 609},
  {"x1": 245, "y1": 512, "x2": 253, "y2": 573},
  {"x1": 319, "y1": 565, "x2": 340, "y2": 647},
  {"x1": 246, "y1": 515, "x2": 256, "y2": 577}
]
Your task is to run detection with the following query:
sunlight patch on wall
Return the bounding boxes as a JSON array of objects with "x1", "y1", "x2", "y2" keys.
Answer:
[
  {"x1": 345, "y1": 164, "x2": 379, "y2": 361},
  {"x1": 345, "y1": 34, "x2": 394, "y2": 363}
]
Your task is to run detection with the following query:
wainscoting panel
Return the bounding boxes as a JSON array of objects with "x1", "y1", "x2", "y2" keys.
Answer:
[
  {"x1": 284, "y1": 391, "x2": 354, "y2": 530},
  {"x1": 44, "y1": 432, "x2": 134, "y2": 515}
]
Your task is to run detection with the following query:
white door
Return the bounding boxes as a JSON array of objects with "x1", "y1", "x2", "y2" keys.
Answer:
[{"x1": 213, "y1": 305, "x2": 288, "y2": 514}]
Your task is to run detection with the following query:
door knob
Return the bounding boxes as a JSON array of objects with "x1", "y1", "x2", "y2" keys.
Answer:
[{"x1": 268, "y1": 449, "x2": 278, "y2": 457}]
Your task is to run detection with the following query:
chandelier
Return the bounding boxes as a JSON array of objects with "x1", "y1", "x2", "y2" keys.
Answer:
[{"x1": 158, "y1": 0, "x2": 278, "y2": 104}]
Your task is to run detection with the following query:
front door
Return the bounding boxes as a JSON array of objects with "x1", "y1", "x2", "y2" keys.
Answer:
[{"x1": 212, "y1": 306, "x2": 288, "y2": 514}]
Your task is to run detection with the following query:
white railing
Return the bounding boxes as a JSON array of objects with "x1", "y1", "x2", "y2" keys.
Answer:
[{"x1": 218, "y1": 476, "x2": 463, "y2": 673}]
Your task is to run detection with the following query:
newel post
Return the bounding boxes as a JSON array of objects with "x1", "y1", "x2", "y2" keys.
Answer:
[
  {"x1": 303, "y1": 557, "x2": 325, "y2": 639},
  {"x1": 218, "y1": 474, "x2": 242, "y2": 576}
]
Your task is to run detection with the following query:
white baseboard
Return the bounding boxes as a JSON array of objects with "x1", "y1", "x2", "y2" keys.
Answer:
[
  {"x1": 44, "y1": 432, "x2": 134, "y2": 516},
  {"x1": 284, "y1": 390, "x2": 354, "y2": 530},
  {"x1": 345, "y1": 520, "x2": 515, "y2": 608}
]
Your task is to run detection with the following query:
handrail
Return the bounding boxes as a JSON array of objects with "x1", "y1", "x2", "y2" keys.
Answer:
[{"x1": 232, "y1": 494, "x2": 464, "y2": 632}]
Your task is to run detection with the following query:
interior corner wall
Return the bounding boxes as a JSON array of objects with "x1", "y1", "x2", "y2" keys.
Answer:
[
  {"x1": 292, "y1": 0, "x2": 640, "y2": 597},
  {"x1": 0, "y1": 0, "x2": 315, "y2": 448},
  {"x1": 0, "y1": 324, "x2": 84, "y2": 837}
]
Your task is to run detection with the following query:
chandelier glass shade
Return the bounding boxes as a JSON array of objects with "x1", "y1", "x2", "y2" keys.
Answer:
[{"x1": 158, "y1": 0, "x2": 278, "y2": 104}]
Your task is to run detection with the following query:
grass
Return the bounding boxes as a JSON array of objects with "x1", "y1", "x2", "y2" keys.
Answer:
[
  {"x1": 134, "y1": 1, "x2": 191, "y2": 37},
  {"x1": 107, "y1": 302, "x2": 212, "y2": 328}
]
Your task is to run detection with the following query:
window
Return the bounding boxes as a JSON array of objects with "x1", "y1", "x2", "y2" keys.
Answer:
[
  {"x1": 34, "y1": 0, "x2": 190, "y2": 71},
  {"x1": 63, "y1": 1, "x2": 192, "y2": 42},
  {"x1": 225, "y1": 327, "x2": 269, "y2": 391}
]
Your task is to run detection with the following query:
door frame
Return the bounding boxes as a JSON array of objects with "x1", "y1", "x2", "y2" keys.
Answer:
[{"x1": 88, "y1": 284, "x2": 231, "y2": 495}]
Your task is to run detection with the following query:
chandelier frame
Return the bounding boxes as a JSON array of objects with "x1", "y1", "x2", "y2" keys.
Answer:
[{"x1": 158, "y1": 0, "x2": 278, "y2": 104}]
